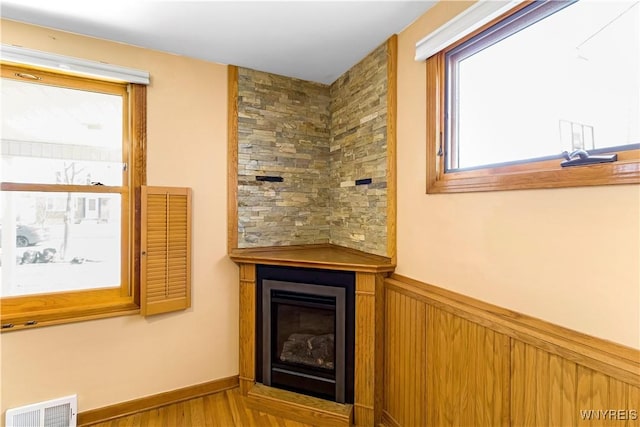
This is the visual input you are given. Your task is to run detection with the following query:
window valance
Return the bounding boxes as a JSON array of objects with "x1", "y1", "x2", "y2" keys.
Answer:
[{"x1": 1, "y1": 43, "x2": 150, "y2": 84}]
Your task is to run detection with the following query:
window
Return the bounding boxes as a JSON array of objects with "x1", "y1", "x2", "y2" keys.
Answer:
[
  {"x1": 426, "y1": 0, "x2": 640, "y2": 193},
  {"x1": 1, "y1": 64, "x2": 146, "y2": 328}
]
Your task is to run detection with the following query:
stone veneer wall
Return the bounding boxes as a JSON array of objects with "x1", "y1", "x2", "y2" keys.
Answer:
[
  {"x1": 237, "y1": 68, "x2": 331, "y2": 247},
  {"x1": 236, "y1": 41, "x2": 388, "y2": 255},
  {"x1": 328, "y1": 43, "x2": 388, "y2": 256}
]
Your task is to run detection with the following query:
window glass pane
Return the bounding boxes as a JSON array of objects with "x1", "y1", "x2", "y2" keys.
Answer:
[
  {"x1": 451, "y1": 1, "x2": 639, "y2": 170},
  {"x1": 1, "y1": 78, "x2": 124, "y2": 185},
  {"x1": 0, "y1": 191, "x2": 121, "y2": 297}
]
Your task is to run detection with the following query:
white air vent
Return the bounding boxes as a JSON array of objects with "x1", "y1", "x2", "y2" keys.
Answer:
[{"x1": 6, "y1": 395, "x2": 77, "y2": 427}]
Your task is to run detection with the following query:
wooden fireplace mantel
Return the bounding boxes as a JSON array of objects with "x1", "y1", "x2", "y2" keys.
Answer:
[
  {"x1": 230, "y1": 244, "x2": 393, "y2": 426},
  {"x1": 229, "y1": 243, "x2": 395, "y2": 273}
]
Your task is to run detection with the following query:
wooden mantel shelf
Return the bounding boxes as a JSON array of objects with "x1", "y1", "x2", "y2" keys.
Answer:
[{"x1": 229, "y1": 244, "x2": 395, "y2": 273}]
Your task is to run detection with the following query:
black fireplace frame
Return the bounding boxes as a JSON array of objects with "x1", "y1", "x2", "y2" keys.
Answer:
[{"x1": 256, "y1": 264, "x2": 355, "y2": 404}]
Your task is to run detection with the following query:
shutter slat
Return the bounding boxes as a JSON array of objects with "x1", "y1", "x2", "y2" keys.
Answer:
[{"x1": 141, "y1": 186, "x2": 192, "y2": 316}]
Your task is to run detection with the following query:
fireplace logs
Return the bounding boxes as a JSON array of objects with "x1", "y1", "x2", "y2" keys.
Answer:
[{"x1": 280, "y1": 333, "x2": 335, "y2": 369}]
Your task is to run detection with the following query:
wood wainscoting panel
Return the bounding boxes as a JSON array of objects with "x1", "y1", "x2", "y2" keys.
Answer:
[
  {"x1": 384, "y1": 284, "x2": 509, "y2": 427},
  {"x1": 383, "y1": 286, "x2": 427, "y2": 427},
  {"x1": 427, "y1": 306, "x2": 510, "y2": 427},
  {"x1": 511, "y1": 340, "x2": 640, "y2": 427},
  {"x1": 383, "y1": 274, "x2": 640, "y2": 427}
]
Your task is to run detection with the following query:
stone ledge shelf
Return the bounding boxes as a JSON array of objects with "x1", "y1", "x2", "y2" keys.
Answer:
[{"x1": 228, "y1": 243, "x2": 396, "y2": 273}]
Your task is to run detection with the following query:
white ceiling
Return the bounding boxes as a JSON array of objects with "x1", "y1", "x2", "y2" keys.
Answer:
[{"x1": 0, "y1": 1, "x2": 436, "y2": 84}]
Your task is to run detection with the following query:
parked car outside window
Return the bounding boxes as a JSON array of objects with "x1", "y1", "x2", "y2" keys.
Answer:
[{"x1": 0, "y1": 224, "x2": 50, "y2": 247}]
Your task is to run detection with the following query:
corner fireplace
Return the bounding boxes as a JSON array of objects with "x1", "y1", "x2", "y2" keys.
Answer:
[{"x1": 256, "y1": 265, "x2": 355, "y2": 404}]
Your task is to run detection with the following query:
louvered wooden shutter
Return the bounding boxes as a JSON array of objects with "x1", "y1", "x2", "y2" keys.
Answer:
[{"x1": 141, "y1": 186, "x2": 192, "y2": 316}]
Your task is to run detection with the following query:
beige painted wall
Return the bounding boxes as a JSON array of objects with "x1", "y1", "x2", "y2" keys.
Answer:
[
  {"x1": 0, "y1": 19, "x2": 239, "y2": 414},
  {"x1": 396, "y1": 1, "x2": 640, "y2": 349}
]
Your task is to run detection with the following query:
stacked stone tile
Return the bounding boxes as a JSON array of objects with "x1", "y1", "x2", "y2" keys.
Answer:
[
  {"x1": 238, "y1": 69, "x2": 331, "y2": 246},
  {"x1": 237, "y1": 42, "x2": 388, "y2": 256},
  {"x1": 329, "y1": 43, "x2": 388, "y2": 256}
]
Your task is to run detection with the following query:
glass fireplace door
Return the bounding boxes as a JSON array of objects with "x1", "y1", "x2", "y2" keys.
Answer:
[{"x1": 262, "y1": 280, "x2": 346, "y2": 402}]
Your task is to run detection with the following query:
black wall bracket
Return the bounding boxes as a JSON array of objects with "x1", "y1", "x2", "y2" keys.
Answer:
[{"x1": 256, "y1": 176, "x2": 284, "y2": 182}]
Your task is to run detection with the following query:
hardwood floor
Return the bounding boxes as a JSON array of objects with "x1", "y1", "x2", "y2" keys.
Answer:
[{"x1": 86, "y1": 388, "x2": 315, "y2": 427}]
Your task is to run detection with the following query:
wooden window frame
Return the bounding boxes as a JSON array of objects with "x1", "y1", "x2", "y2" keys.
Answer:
[
  {"x1": 426, "y1": 1, "x2": 640, "y2": 194},
  {"x1": 0, "y1": 64, "x2": 146, "y2": 330}
]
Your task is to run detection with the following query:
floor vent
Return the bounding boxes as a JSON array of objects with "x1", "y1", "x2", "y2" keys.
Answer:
[{"x1": 6, "y1": 395, "x2": 77, "y2": 427}]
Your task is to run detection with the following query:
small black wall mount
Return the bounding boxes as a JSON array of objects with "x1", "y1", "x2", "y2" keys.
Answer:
[
  {"x1": 256, "y1": 176, "x2": 284, "y2": 182},
  {"x1": 355, "y1": 178, "x2": 372, "y2": 186}
]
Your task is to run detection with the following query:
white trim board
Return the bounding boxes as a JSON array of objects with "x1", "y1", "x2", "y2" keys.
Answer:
[
  {"x1": 1, "y1": 44, "x2": 150, "y2": 84},
  {"x1": 415, "y1": 0, "x2": 523, "y2": 62}
]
